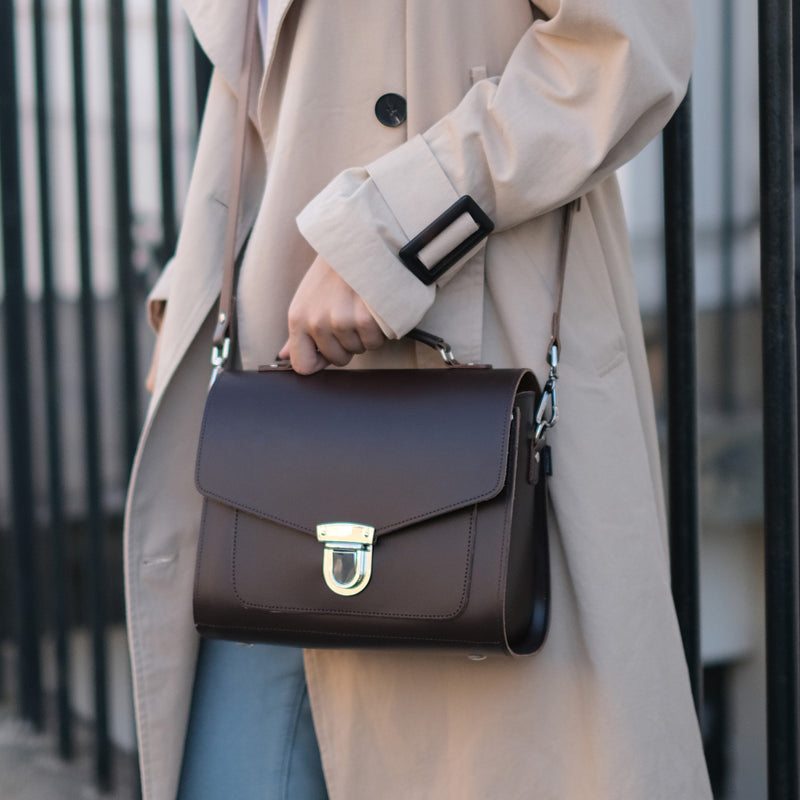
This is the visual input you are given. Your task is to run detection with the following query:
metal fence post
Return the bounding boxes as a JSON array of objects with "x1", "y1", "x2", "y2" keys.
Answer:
[
  {"x1": 720, "y1": 0, "x2": 737, "y2": 413},
  {"x1": 108, "y1": 0, "x2": 140, "y2": 468},
  {"x1": 155, "y1": 0, "x2": 177, "y2": 260},
  {"x1": 663, "y1": 89, "x2": 703, "y2": 718},
  {"x1": 70, "y1": 0, "x2": 112, "y2": 790},
  {"x1": 32, "y1": 0, "x2": 73, "y2": 759},
  {"x1": 760, "y1": 0, "x2": 800, "y2": 797},
  {"x1": 0, "y1": 0, "x2": 44, "y2": 730}
]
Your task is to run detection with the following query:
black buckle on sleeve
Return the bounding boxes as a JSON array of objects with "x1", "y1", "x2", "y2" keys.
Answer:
[{"x1": 398, "y1": 195, "x2": 494, "y2": 285}]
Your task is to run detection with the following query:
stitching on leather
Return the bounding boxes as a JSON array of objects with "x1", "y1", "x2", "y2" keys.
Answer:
[
  {"x1": 194, "y1": 389, "x2": 214, "y2": 490},
  {"x1": 192, "y1": 499, "x2": 210, "y2": 602},
  {"x1": 197, "y1": 374, "x2": 524, "y2": 534},
  {"x1": 495, "y1": 420, "x2": 517, "y2": 636},
  {"x1": 459, "y1": 505, "x2": 477, "y2": 612},
  {"x1": 231, "y1": 510, "x2": 242, "y2": 604},
  {"x1": 202, "y1": 459, "x2": 503, "y2": 536}
]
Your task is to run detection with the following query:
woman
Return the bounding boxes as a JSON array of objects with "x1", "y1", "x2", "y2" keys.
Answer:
[{"x1": 126, "y1": 1, "x2": 712, "y2": 798}]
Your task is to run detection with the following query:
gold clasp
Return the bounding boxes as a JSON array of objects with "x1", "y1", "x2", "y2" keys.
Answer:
[{"x1": 316, "y1": 523, "x2": 375, "y2": 596}]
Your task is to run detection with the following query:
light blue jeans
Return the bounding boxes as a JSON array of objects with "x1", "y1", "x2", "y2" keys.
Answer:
[{"x1": 177, "y1": 640, "x2": 328, "y2": 799}]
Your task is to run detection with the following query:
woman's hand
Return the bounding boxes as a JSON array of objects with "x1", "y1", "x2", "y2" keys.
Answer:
[{"x1": 278, "y1": 255, "x2": 386, "y2": 374}]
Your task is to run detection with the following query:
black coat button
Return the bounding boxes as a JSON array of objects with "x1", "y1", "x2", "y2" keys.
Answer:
[{"x1": 375, "y1": 93, "x2": 407, "y2": 127}]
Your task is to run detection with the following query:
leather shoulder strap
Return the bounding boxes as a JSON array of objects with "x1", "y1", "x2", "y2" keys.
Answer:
[
  {"x1": 549, "y1": 198, "x2": 579, "y2": 362},
  {"x1": 213, "y1": 0, "x2": 260, "y2": 350}
]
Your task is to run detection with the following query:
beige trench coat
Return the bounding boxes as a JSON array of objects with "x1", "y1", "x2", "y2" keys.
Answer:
[{"x1": 124, "y1": 1, "x2": 713, "y2": 798}]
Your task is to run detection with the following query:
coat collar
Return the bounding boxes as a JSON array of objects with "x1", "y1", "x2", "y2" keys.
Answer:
[
  {"x1": 181, "y1": 0, "x2": 296, "y2": 116},
  {"x1": 262, "y1": 0, "x2": 296, "y2": 77}
]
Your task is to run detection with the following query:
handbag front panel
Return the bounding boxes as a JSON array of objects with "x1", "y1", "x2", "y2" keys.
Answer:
[
  {"x1": 193, "y1": 457, "x2": 523, "y2": 651},
  {"x1": 232, "y1": 504, "x2": 477, "y2": 619}
]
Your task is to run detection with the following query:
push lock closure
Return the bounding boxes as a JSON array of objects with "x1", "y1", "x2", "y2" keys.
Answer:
[{"x1": 316, "y1": 523, "x2": 375, "y2": 596}]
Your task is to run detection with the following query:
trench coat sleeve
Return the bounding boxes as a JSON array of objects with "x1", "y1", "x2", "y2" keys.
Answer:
[{"x1": 296, "y1": 0, "x2": 693, "y2": 338}]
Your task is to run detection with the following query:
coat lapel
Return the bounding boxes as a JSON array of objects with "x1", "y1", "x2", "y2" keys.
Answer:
[
  {"x1": 181, "y1": 0, "x2": 250, "y2": 87},
  {"x1": 263, "y1": 0, "x2": 296, "y2": 79},
  {"x1": 181, "y1": 0, "x2": 265, "y2": 120},
  {"x1": 181, "y1": 0, "x2": 296, "y2": 111}
]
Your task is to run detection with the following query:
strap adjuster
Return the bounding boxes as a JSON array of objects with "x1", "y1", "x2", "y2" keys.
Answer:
[{"x1": 398, "y1": 195, "x2": 494, "y2": 285}]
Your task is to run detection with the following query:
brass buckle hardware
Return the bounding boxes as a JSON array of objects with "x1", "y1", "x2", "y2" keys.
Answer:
[{"x1": 316, "y1": 523, "x2": 375, "y2": 596}]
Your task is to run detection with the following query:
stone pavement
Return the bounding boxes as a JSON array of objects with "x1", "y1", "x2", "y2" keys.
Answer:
[{"x1": 0, "y1": 710, "x2": 137, "y2": 800}]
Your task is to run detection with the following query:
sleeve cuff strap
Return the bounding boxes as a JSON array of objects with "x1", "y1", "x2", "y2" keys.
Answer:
[
  {"x1": 367, "y1": 136, "x2": 493, "y2": 285},
  {"x1": 398, "y1": 195, "x2": 493, "y2": 285}
]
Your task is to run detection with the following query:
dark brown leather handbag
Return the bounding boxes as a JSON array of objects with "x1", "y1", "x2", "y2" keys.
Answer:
[{"x1": 192, "y1": 2, "x2": 574, "y2": 656}]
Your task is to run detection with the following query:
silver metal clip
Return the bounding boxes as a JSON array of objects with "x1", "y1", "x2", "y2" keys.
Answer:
[
  {"x1": 436, "y1": 339, "x2": 459, "y2": 366},
  {"x1": 209, "y1": 337, "x2": 231, "y2": 387},
  {"x1": 316, "y1": 523, "x2": 375, "y2": 596},
  {"x1": 534, "y1": 344, "x2": 560, "y2": 444}
]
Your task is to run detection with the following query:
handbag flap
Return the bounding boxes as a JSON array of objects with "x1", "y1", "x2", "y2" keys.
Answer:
[{"x1": 195, "y1": 367, "x2": 538, "y2": 537}]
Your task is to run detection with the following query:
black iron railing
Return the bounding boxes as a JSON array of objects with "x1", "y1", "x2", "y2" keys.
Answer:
[
  {"x1": 760, "y1": 0, "x2": 800, "y2": 797},
  {"x1": 663, "y1": 90, "x2": 702, "y2": 718},
  {"x1": 0, "y1": 0, "x2": 43, "y2": 738},
  {"x1": 32, "y1": 0, "x2": 72, "y2": 763},
  {"x1": 0, "y1": 1, "x2": 209, "y2": 795}
]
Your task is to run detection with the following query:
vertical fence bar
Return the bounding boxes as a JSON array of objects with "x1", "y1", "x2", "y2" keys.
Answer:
[
  {"x1": 32, "y1": 0, "x2": 73, "y2": 759},
  {"x1": 108, "y1": 0, "x2": 139, "y2": 468},
  {"x1": 793, "y1": 0, "x2": 800, "y2": 536},
  {"x1": 720, "y1": 0, "x2": 736, "y2": 414},
  {"x1": 0, "y1": 0, "x2": 44, "y2": 730},
  {"x1": 155, "y1": 0, "x2": 177, "y2": 260},
  {"x1": 662, "y1": 90, "x2": 702, "y2": 717},
  {"x1": 70, "y1": 0, "x2": 112, "y2": 790},
  {"x1": 759, "y1": 0, "x2": 800, "y2": 796}
]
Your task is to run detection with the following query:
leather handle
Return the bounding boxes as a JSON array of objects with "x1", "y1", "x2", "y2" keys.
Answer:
[{"x1": 263, "y1": 328, "x2": 457, "y2": 371}]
